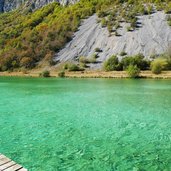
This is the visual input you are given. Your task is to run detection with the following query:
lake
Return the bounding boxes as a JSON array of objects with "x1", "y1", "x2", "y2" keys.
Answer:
[{"x1": 0, "y1": 77, "x2": 171, "y2": 171}]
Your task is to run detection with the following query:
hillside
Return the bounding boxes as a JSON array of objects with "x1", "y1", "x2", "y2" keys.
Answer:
[
  {"x1": 55, "y1": 11, "x2": 171, "y2": 69},
  {"x1": 0, "y1": 0, "x2": 79, "y2": 12},
  {"x1": 0, "y1": 0, "x2": 171, "y2": 71}
]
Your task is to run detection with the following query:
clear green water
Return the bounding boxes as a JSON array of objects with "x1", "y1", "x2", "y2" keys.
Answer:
[{"x1": 0, "y1": 77, "x2": 171, "y2": 171}]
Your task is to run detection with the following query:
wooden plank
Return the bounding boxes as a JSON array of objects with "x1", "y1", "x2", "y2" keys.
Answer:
[
  {"x1": 0, "y1": 154, "x2": 27, "y2": 171},
  {"x1": 18, "y1": 168, "x2": 27, "y2": 171},
  {"x1": 3, "y1": 164, "x2": 22, "y2": 171},
  {"x1": 0, "y1": 155, "x2": 6, "y2": 160},
  {"x1": 0, "y1": 161, "x2": 16, "y2": 170},
  {"x1": 0, "y1": 158, "x2": 11, "y2": 166}
]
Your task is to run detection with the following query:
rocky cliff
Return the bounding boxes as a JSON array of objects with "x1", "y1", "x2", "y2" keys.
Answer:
[
  {"x1": 0, "y1": 0, "x2": 78, "y2": 12},
  {"x1": 55, "y1": 11, "x2": 171, "y2": 69}
]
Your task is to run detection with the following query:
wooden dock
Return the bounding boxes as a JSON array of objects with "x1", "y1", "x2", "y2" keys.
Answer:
[{"x1": 0, "y1": 154, "x2": 27, "y2": 171}]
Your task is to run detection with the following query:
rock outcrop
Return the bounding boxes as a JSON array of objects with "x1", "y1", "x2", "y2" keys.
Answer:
[
  {"x1": 0, "y1": 0, "x2": 79, "y2": 12},
  {"x1": 55, "y1": 11, "x2": 171, "y2": 69}
]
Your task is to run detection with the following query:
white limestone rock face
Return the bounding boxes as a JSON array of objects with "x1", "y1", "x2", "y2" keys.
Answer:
[
  {"x1": 54, "y1": 11, "x2": 171, "y2": 69},
  {"x1": 0, "y1": 0, "x2": 79, "y2": 12}
]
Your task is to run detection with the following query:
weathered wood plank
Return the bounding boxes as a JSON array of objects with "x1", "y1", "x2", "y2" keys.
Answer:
[
  {"x1": 0, "y1": 157, "x2": 11, "y2": 166},
  {"x1": 3, "y1": 164, "x2": 22, "y2": 171},
  {"x1": 0, "y1": 155, "x2": 6, "y2": 160},
  {"x1": 18, "y1": 168, "x2": 27, "y2": 171},
  {"x1": 0, "y1": 154, "x2": 27, "y2": 171},
  {"x1": 0, "y1": 161, "x2": 16, "y2": 170}
]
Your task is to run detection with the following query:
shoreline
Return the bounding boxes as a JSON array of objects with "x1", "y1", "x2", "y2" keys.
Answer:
[{"x1": 0, "y1": 70, "x2": 171, "y2": 79}]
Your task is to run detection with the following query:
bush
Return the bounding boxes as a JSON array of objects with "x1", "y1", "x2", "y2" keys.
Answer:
[
  {"x1": 89, "y1": 56, "x2": 96, "y2": 63},
  {"x1": 115, "y1": 31, "x2": 120, "y2": 36},
  {"x1": 167, "y1": 57, "x2": 171, "y2": 70},
  {"x1": 21, "y1": 68, "x2": 29, "y2": 74},
  {"x1": 63, "y1": 63, "x2": 69, "y2": 70},
  {"x1": 58, "y1": 71, "x2": 65, "y2": 77},
  {"x1": 79, "y1": 62, "x2": 87, "y2": 68},
  {"x1": 167, "y1": 15, "x2": 171, "y2": 26},
  {"x1": 92, "y1": 53, "x2": 99, "y2": 59},
  {"x1": 101, "y1": 18, "x2": 107, "y2": 27},
  {"x1": 151, "y1": 58, "x2": 167, "y2": 74},
  {"x1": 164, "y1": 48, "x2": 171, "y2": 69},
  {"x1": 107, "y1": 24, "x2": 113, "y2": 33},
  {"x1": 97, "y1": 11, "x2": 107, "y2": 18},
  {"x1": 151, "y1": 62, "x2": 162, "y2": 74},
  {"x1": 104, "y1": 55, "x2": 122, "y2": 71},
  {"x1": 126, "y1": 65, "x2": 140, "y2": 78},
  {"x1": 127, "y1": 26, "x2": 132, "y2": 32},
  {"x1": 95, "y1": 48, "x2": 102, "y2": 53},
  {"x1": 120, "y1": 51, "x2": 127, "y2": 56},
  {"x1": 121, "y1": 54, "x2": 150, "y2": 70},
  {"x1": 79, "y1": 56, "x2": 88, "y2": 64},
  {"x1": 40, "y1": 70, "x2": 50, "y2": 77},
  {"x1": 20, "y1": 57, "x2": 34, "y2": 68},
  {"x1": 68, "y1": 63, "x2": 82, "y2": 71}
]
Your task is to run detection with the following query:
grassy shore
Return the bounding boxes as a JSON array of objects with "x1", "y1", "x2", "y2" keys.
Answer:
[{"x1": 1, "y1": 70, "x2": 171, "y2": 79}]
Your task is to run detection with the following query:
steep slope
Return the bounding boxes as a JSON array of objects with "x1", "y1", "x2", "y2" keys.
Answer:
[
  {"x1": 0, "y1": 0, "x2": 171, "y2": 71},
  {"x1": 0, "y1": 0, "x2": 79, "y2": 12},
  {"x1": 0, "y1": 0, "x2": 100, "y2": 71},
  {"x1": 55, "y1": 11, "x2": 171, "y2": 69}
]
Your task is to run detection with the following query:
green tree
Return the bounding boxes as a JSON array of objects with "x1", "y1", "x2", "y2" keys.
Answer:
[{"x1": 104, "y1": 55, "x2": 122, "y2": 71}]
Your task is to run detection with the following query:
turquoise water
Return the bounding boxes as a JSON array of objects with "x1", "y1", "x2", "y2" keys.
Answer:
[{"x1": 0, "y1": 77, "x2": 171, "y2": 171}]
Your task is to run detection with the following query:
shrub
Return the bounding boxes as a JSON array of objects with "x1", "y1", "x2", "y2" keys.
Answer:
[
  {"x1": 1, "y1": 66, "x2": 8, "y2": 72},
  {"x1": 115, "y1": 22, "x2": 120, "y2": 29},
  {"x1": 115, "y1": 31, "x2": 120, "y2": 36},
  {"x1": 0, "y1": 55, "x2": 17, "y2": 71},
  {"x1": 151, "y1": 58, "x2": 167, "y2": 74},
  {"x1": 68, "y1": 63, "x2": 82, "y2": 71},
  {"x1": 63, "y1": 63, "x2": 69, "y2": 70},
  {"x1": 107, "y1": 24, "x2": 113, "y2": 33},
  {"x1": 97, "y1": 11, "x2": 107, "y2": 18},
  {"x1": 151, "y1": 62, "x2": 162, "y2": 74},
  {"x1": 95, "y1": 48, "x2": 102, "y2": 53},
  {"x1": 164, "y1": 46, "x2": 171, "y2": 69},
  {"x1": 79, "y1": 62, "x2": 87, "y2": 68},
  {"x1": 89, "y1": 56, "x2": 96, "y2": 63},
  {"x1": 104, "y1": 55, "x2": 122, "y2": 71},
  {"x1": 58, "y1": 71, "x2": 65, "y2": 77},
  {"x1": 79, "y1": 56, "x2": 88, "y2": 64},
  {"x1": 120, "y1": 51, "x2": 127, "y2": 56},
  {"x1": 167, "y1": 57, "x2": 171, "y2": 70},
  {"x1": 167, "y1": 15, "x2": 171, "y2": 26},
  {"x1": 121, "y1": 54, "x2": 150, "y2": 70},
  {"x1": 101, "y1": 18, "x2": 107, "y2": 27},
  {"x1": 20, "y1": 57, "x2": 34, "y2": 68},
  {"x1": 127, "y1": 26, "x2": 133, "y2": 32},
  {"x1": 165, "y1": 3, "x2": 171, "y2": 14},
  {"x1": 92, "y1": 53, "x2": 99, "y2": 59},
  {"x1": 21, "y1": 68, "x2": 29, "y2": 74},
  {"x1": 40, "y1": 70, "x2": 50, "y2": 77},
  {"x1": 126, "y1": 65, "x2": 140, "y2": 78}
]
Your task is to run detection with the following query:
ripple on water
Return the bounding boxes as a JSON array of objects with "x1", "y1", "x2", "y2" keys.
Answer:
[{"x1": 0, "y1": 78, "x2": 171, "y2": 170}]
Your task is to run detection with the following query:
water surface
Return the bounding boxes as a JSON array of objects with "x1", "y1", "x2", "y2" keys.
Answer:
[{"x1": 0, "y1": 77, "x2": 171, "y2": 170}]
